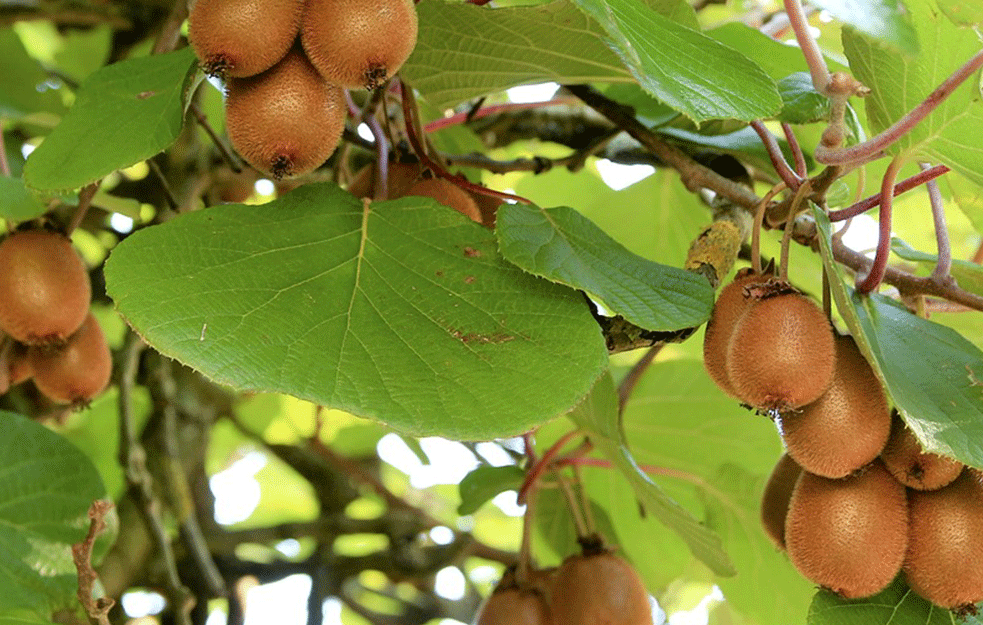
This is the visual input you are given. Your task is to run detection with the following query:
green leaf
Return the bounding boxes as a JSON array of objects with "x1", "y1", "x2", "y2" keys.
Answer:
[
  {"x1": 571, "y1": 0, "x2": 781, "y2": 122},
  {"x1": 402, "y1": 0, "x2": 632, "y2": 110},
  {"x1": 945, "y1": 173, "x2": 983, "y2": 235},
  {"x1": 104, "y1": 183, "x2": 609, "y2": 440},
  {"x1": 0, "y1": 29, "x2": 66, "y2": 119},
  {"x1": 778, "y1": 72, "x2": 831, "y2": 124},
  {"x1": 567, "y1": 371, "x2": 735, "y2": 576},
  {"x1": 497, "y1": 204, "x2": 714, "y2": 331},
  {"x1": 842, "y1": 0, "x2": 983, "y2": 185},
  {"x1": 891, "y1": 238, "x2": 983, "y2": 298},
  {"x1": 0, "y1": 178, "x2": 47, "y2": 223},
  {"x1": 458, "y1": 465, "x2": 526, "y2": 515},
  {"x1": 938, "y1": 0, "x2": 983, "y2": 27},
  {"x1": 0, "y1": 411, "x2": 107, "y2": 616},
  {"x1": 812, "y1": 0, "x2": 918, "y2": 55},
  {"x1": 23, "y1": 47, "x2": 198, "y2": 192},
  {"x1": 814, "y1": 207, "x2": 983, "y2": 467},
  {"x1": 808, "y1": 577, "x2": 983, "y2": 624}
]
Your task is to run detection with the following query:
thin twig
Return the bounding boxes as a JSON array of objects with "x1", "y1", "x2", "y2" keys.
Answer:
[
  {"x1": 857, "y1": 156, "x2": 904, "y2": 293},
  {"x1": 151, "y1": 0, "x2": 189, "y2": 55},
  {"x1": 424, "y1": 98, "x2": 578, "y2": 133},
  {"x1": 555, "y1": 473, "x2": 589, "y2": 539},
  {"x1": 752, "y1": 183, "x2": 788, "y2": 273},
  {"x1": 0, "y1": 122, "x2": 10, "y2": 177},
  {"x1": 781, "y1": 122, "x2": 808, "y2": 177},
  {"x1": 750, "y1": 120, "x2": 800, "y2": 189},
  {"x1": 67, "y1": 182, "x2": 102, "y2": 235},
  {"x1": 829, "y1": 164, "x2": 950, "y2": 221},
  {"x1": 920, "y1": 162, "x2": 953, "y2": 282},
  {"x1": 517, "y1": 429, "x2": 582, "y2": 505},
  {"x1": 783, "y1": 0, "x2": 830, "y2": 93},
  {"x1": 617, "y1": 344, "x2": 662, "y2": 415},
  {"x1": 190, "y1": 102, "x2": 242, "y2": 172},
  {"x1": 72, "y1": 500, "x2": 116, "y2": 625},
  {"x1": 780, "y1": 179, "x2": 813, "y2": 281},
  {"x1": 148, "y1": 158, "x2": 180, "y2": 210}
]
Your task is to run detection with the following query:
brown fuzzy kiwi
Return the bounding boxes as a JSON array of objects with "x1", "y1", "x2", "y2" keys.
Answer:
[
  {"x1": 703, "y1": 269, "x2": 771, "y2": 398},
  {"x1": 881, "y1": 411, "x2": 963, "y2": 490},
  {"x1": 785, "y1": 461, "x2": 908, "y2": 599},
  {"x1": 406, "y1": 179, "x2": 483, "y2": 223},
  {"x1": 470, "y1": 189, "x2": 502, "y2": 229},
  {"x1": 760, "y1": 453, "x2": 803, "y2": 550},
  {"x1": 225, "y1": 48, "x2": 347, "y2": 179},
  {"x1": 189, "y1": 0, "x2": 304, "y2": 78},
  {"x1": 347, "y1": 160, "x2": 424, "y2": 200},
  {"x1": 725, "y1": 288, "x2": 835, "y2": 411},
  {"x1": 301, "y1": 0, "x2": 418, "y2": 90},
  {"x1": 781, "y1": 334, "x2": 891, "y2": 478},
  {"x1": 28, "y1": 313, "x2": 111, "y2": 405},
  {"x1": 904, "y1": 469, "x2": 983, "y2": 610},
  {"x1": 0, "y1": 230, "x2": 91, "y2": 346},
  {"x1": 550, "y1": 550, "x2": 653, "y2": 625}
]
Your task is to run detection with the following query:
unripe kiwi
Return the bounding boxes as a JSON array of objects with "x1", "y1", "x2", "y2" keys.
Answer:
[
  {"x1": 760, "y1": 453, "x2": 803, "y2": 550},
  {"x1": 188, "y1": 0, "x2": 304, "y2": 78},
  {"x1": 301, "y1": 0, "x2": 418, "y2": 90},
  {"x1": 225, "y1": 48, "x2": 347, "y2": 179},
  {"x1": 348, "y1": 160, "x2": 424, "y2": 199},
  {"x1": 407, "y1": 179, "x2": 483, "y2": 223},
  {"x1": 28, "y1": 314, "x2": 112, "y2": 405},
  {"x1": 785, "y1": 461, "x2": 908, "y2": 599},
  {"x1": 781, "y1": 334, "x2": 890, "y2": 478},
  {"x1": 550, "y1": 550, "x2": 653, "y2": 625},
  {"x1": 726, "y1": 289, "x2": 835, "y2": 411},
  {"x1": 881, "y1": 411, "x2": 963, "y2": 490},
  {"x1": 703, "y1": 269, "x2": 770, "y2": 398},
  {"x1": 904, "y1": 469, "x2": 983, "y2": 609},
  {"x1": 0, "y1": 230, "x2": 91, "y2": 346}
]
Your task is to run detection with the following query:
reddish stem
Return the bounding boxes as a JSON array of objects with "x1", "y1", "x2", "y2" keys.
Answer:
[
  {"x1": 424, "y1": 98, "x2": 577, "y2": 133},
  {"x1": 921, "y1": 162, "x2": 953, "y2": 282},
  {"x1": 783, "y1": 0, "x2": 830, "y2": 93},
  {"x1": 828, "y1": 164, "x2": 949, "y2": 221},
  {"x1": 517, "y1": 429, "x2": 582, "y2": 504},
  {"x1": 0, "y1": 124, "x2": 10, "y2": 177},
  {"x1": 781, "y1": 122, "x2": 807, "y2": 177},
  {"x1": 751, "y1": 121, "x2": 801, "y2": 189},
  {"x1": 857, "y1": 156, "x2": 904, "y2": 294}
]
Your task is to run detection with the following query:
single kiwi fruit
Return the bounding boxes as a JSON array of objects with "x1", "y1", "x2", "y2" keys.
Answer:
[
  {"x1": 881, "y1": 411, "x2": 963, "y2": 490},
  {"x1": 7, "y1": 341, "x2": 32, "y2": 386},
  {"x1": 726, "y1": 287, "x2": 835, "y2": 411},
  {"x1": 189, "y1": 0, "x2": 303, "y2": 78},
  {"x1": 781, "y1": 334, "x2": 891, "y2": 478},
  {"x1": 904, "y1": 469, "x2": 983, "y2": 610},
  {"x1": 406, "y1": 178, "x2": 483, "y2": 223},
  {"x1": 0, "y1": 230, "x2": 91, "y2": 346},
  {"x1": 301, "y1": 0, "x2": 418, "y2": 90},
  {"x1": 470, "y1": 188, "x2": 503, "y2": 229},
  {"x1": 225, "y1": 48, "x2": 347, "y2": 179},
  {"x1": 550, "y1": 549, "x2": 653, "y2": 625},
  {"x1": 785, "y1": 461, "x2": 908, "y2": 599},
  {"x1": 760, "y1": 453, "x2": 803, "y2": 550},
  {"x1": 703, "y1": 269, "x2": 771, "y2": 398},
  {"x1": 347, "y1": 160, "x2": 424, "y2": 200},
  {"x1": 28, "y1": 313, "x2": 111, "y2": 405}
]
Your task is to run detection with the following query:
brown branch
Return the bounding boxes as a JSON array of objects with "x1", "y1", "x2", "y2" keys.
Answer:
[{"x1": 72, "y1": 500, "x2": 116, "y2": 625}]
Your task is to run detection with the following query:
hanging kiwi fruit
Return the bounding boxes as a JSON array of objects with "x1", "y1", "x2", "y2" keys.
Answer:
[
  {"x1": 881, "y1": 411, "x2": 964, "y2": 491},
  {"x1": 28, "y1": 313, "x2": 112, "y2": 406},
  {"x1": 406, "y1": 178, "x2": 483, "y2": 223},
  {"x1": 760, "y1": 453, "x2": 803, "y2": 550},
  {"x1": 550, "y1": 547, "x2": 653, "y2": 625}
]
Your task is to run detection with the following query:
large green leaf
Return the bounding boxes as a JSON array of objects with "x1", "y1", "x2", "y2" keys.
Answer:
[
  {"x1": 808, "y1": 578, "x2": 983, "y2": 624},
  {"x1": 571, "y1": 0, "x2": 781, "y2": 122},
  {"x1": 0, "y1": 29, "x2": 66, "y2": 120},
  {"x1": 0, "y1": 178, "x2": 46, "y2": 223},
  {"x1": 813, "y1": 0, "x2": 919, "y2": 55},
  {"x1": 814, "y1": 207, "x2": 983, "y2": 467},
  {"x1": 497, "y1": 204, "x2": 714, "y2": 331},
  {"x1": 0, "y1": 412, "x2": 106, "y2": 617},
  {"x1": 891, "y1": 238, "x2": 983, "y2": 298},
  {"x1": 105, "y1": 184, "x2": 608, "y2": 440},
  {"x1": 23, "y1": 48, "x2": 198, "y2": 192},
  {"x1": 842, "y1": 0, "x2": 983, "y2": 186}
]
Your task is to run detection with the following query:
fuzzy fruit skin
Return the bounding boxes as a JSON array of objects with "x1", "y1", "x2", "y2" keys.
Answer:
[
  {"x1": 550, "y1": 551, "x2": 653, "y2": 625},
  {"x1": 225, "y1": 49, "x2": 346, "y2": 179},
  {"x1": 726, "y1": 292, "x2": 835, "y2": 411},
  {"x1": 473, "y1": 588, "x2": 550, "y2": 625},
  {"x1": 0, "y1": 231, "x2": 91, "y2": 346},
  {"x1": 407, "y1": 179, "x2": 483, "y2": 223},
  {"x1": 348, "y1": 161, "x2": 424, "y2": 199},
  {"x1": 301, "y1": 0, "x2": 418, "y2": 89},
  {"x1": 785, "y1": 461, "x2": 908, "y2": 599},
  {"x1": 28, "y1": 314, "x2": 111, "y2": 405},
  {"x1": 904, "y1": 470, "x2": 983, "y2": 609},
  {"x1": 881, "y1": 412, "x2": 963, "y2": 490},
  {"x1": 703, "y1": 269, "x2": 769, "y2": 398},
  {"x1": 760, "y1": 453, "x2": 803, "y2": 550},
  {"x1": 189, "y1": 0, "x2": 303, "y2": 77},
  {"x1": 781, "y1": 334, "x2": 890, "y2": 478}
]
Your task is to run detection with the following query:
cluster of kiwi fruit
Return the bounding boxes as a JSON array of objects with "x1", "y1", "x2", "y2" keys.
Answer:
[
  {"x1": 188, "y1": 0, "x2": 419, "y2": 179},
  {"x1": 0, "y1": 228, "x2": 112, "y2": 406}
]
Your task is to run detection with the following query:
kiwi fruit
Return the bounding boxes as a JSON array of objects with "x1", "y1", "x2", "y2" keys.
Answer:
[
  {"x1": 550, "y1": 550, "x2": 653, "y2": 625},
  {"x1": 881, "y1": 411, "x2": 963, "y2": 490},
  {"x1": 0, "y1": 230, "x2": 91, "y2": 346},
  {"x1": 188, "y1": 0, "x2": 304, "y2": 78},
  {"x1": 725, "y1": 288, "x2": 835, "y2": 411},
  {"x1": 348, "y1": 160, "x2": 424, "y2": 200},
  {"x1": 785, "y1": 461, "x2": 908, "y2": 599},
  {"x1": 470, "y1": 189, "x2": 502, "y2": 229},
  {"x1": 225, "y1": 48, "x2": 347, "y2": 179},
  {"x1": 760, "y1": 453, "x2": 803, "y2": 550},
  {"x1": 406, "y1": 178, "x2": 483, "y2": 223},
  {"x1": 781, "y1": 334, "x2": 891, "y2": 478},
  {"x1": 703, "y1": 269, "x2": 770, "y2": 398},
  {"x1": 301, "y1": 0, "x2": 418, "y2": 90},
  {"x1": 28, "y1": 313, "x2": 111, "y2": 405},
  {"x1": 904, "y1": 469, "x2": 983, "y2": 609},
  {"x1": 474, "y1": 587, "x2": 550, "y2": 625}
]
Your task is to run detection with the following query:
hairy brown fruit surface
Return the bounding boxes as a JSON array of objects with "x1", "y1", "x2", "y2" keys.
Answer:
[
  {"x1": 781, "y1": 334, "x2": 890, "y2": 478},
  {"x1": 550, "y1": 551, "x2": 653, "y2": 625},
  {"x1": 726, "y1": 291, "x2": 835, "y2": 411},
  {"x1": 703, "y1": 269, "x2": 770, "y2": 397},
  {"x1": 189, "y1": 0, "x2": 303, "y2": 77},
  {"x1": 881, "y1": 412, "x2": 963, "y2": 490},
  {"x1": 28, "y1": 314, "x2": 111, "y2": 405},
  {"x1": 225, "y1": 49, "x2": 346, "y2": 179},
  {"x1": 785, "y1": 461, "x2": 908, "y2": 599},
  {"x1": 470, "y1": 189, "x2": 502, "y2": 229},
  {"x1": 407, "y1": 179, "x2": 483, "y2": 223},
  {"x1": 348, "y1": 160, "x2": 424, "y2": 199},
  {"x1": 905, "y1": 470, "x2": 983, "y2": 609},
  {"x1": 0, "y1": 231, "x2": 91, "y2": 346},
  {"x1": 301, "y1": 0, "x2": 418, "y2": 89},
  {"x1": 760, "y1": 453, "x2": 803, "y2": 550},
  {"x1": 474, "y1": 588, "x2": 550, "y2": 625}
]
